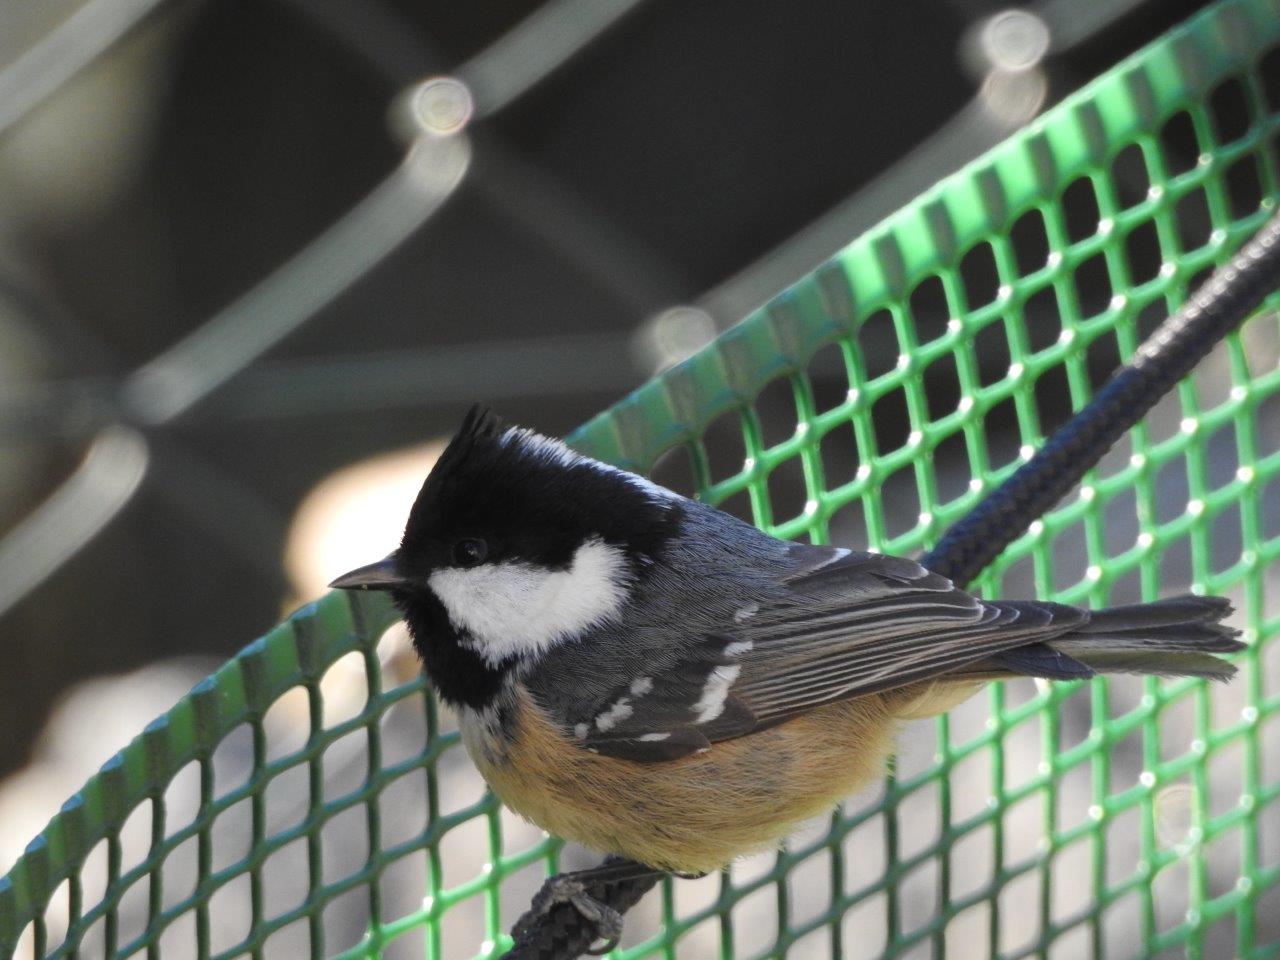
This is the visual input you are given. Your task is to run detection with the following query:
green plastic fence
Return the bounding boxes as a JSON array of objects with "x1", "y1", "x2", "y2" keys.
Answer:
[{"x1": 5, "y1": 0, "x2": 1280, "y2": 957}]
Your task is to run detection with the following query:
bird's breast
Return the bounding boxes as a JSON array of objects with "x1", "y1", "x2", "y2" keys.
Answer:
[{"x1": 459, "y1": 682, "x2": 901, "y2": 874}]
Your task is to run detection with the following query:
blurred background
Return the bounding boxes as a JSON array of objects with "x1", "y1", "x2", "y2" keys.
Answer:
[{"x1": 0, "y1": 0, "x2": 1268, "y2": 956}]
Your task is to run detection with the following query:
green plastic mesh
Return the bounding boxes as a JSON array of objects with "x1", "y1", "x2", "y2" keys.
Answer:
[{"x1": 5, "y1": 0, "x2": 1280, "y2": 957}]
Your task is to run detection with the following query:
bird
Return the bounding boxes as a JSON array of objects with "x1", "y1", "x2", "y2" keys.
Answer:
[{"x1": 331, "y1": 405, "x2": 1242, "y2": 950}]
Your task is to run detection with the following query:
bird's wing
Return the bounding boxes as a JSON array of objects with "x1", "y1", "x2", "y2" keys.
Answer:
[{"x1": 573, "y1": 545, "x2": 1082, "y2": 763}]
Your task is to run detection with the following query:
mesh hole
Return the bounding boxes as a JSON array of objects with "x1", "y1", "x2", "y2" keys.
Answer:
[
  {"x1": 983, "y1": 395, "x2": 1021, "y2": 471},
  {"x1": 1225, "y1": 152, "x2": 1265, "y2": 219},
  {"x1": 1012, "y1": 207, "x2": 1051, "y2": 275},
  {"x1": 118, "y1": 799, "x2": 154, "y2": 878},
  {"x1": 898, "y1": 857, "x2": 940, "y2": 937},
  {"x1": 996, "y1": 867, "x2": 1041, "y2": 954},
  {"x1": 785, "y1": 848, "x2": 832, "y2": 928},
  {"x1": 114, "y1": 873, "x2": 151, "y2": 950},
  {"x1": 321, "y1": 803, "x2": 370, "y2": 885},
  {"x1": 322, "y1": 883, "x2": 371, "y2": 954},
  {"x1": 945, "y1": 901, "x2": 992, "y2": 958},
  {"x1": 1024, "y1": 285, "x2": 1063, "y2": 353},
  {"x1": 378, "y1": 850, "x2": 428, "y2": 928},
  {"x1": 321, "y1": 728, "x2": 369, "y2": 804},
  {"x1": 1159, "y1": 111, "x2": 1201, "y2": 176},
  {"x1": 160, "y1": 833, "x2": 199, "y2": 910},
  {"x1": 973, "y1": 319, "x2": 1012, "y2": 389},
  {"x1": 828, "y1": 498, "x2": 871, "y2": 552},
  {"x1": 1261, "y1": 471, "x2": 1280, "y2": 543},
  {"x1": 206, "y1": 880, "x2": 248, "y2": 957},
  {"x1": 806, "y1": 340, "x2": 851, "y2": 414},
  {"x1": 263, "y1": 689, "x2": 310, "y2": 762},
  {"x1": 729, "y1": 883, "x2": 780, "y2": 953},
  {"x1": 1085, "y1": 329, "x2": 1123, "y2": 400},
  {"x1": 1049, "y1": 920, "x2": 1093, "y2": 959},
  {"x1": 960, "y1": 242, "x2": 1000, "y2": 310},
  {"x1": 212, "y1": 723, "x2": 256, "y2": 800},
  {"x1": 263, "y1": 917, "x2": 311, "y2": 960},
  {"x1": 1152, "y1": 854, "x2": 1192, "y2": 935},
  {"x1": 1048, "y1": 520, "x2": 1089, "y2": 595},
  {"x1": 261, "y1": 835, "x2": 310, "y2": 918},
  {"x1": 1111, "y1": 143, "x2": 1151, "y2": 207},
  {"x1": 1102, "y1": 889, "x2": 1146, "y2": 957},
  {"x1": 839, "y1": 891, "x2": 889, "y2": 955},
  {"x1": 1074, "y1": 252, "x2": 1114, "y2": 318},
  {"x1": 897, "y1": 779, "x2": 941, "y2": 861},
  {"x1": 1211, "y1": 497, "x2": 1245, "y2": 574},
  {"x1": 841, "y1": 813, "x2": 888, "y2": 890},
  {"x1": 949, "y1": 747, "x2": 994, "y2": 823},
  {"x1": 1154, "y1": 455, "x2": 1192, "y2": 526},
  {"x1": 754, "y1": 376, "x2": 799, "y2": 449},
  {"x1": 322, "y1": 651, "x2": 370, "y2": 729},
  {"x1": 908, "y1": 274, "x2": 951, "y2": 345},
  {"x1": 1209, "y1": 75, "x2": 1253, "y2": 145},
  {"x1": 1033, "y1": 363, "x2": 1074, "y2": 441},
  {"x1": 870, "y1": 386, "x2": 911, "y2": 455},
  {"x1": 1103, "y1": 485, "x2": 1139, "y2": 558},
  {"x1": 924, "y1": 350, "x2": 962, "y2": 422},
  {"x1": 264, "y1": 762, "x2": 310, "y2": 835},
  {"x1": 1175, "y1": 186, "x2": 1213, "y2": 252},
  {"x1": 1262, "y1": 45, "x2": 1280, "y2": 111},
  {"x1": 1050, "y1": 840, "x2": 1093, "y2": 927},
  {"x1": 157, "y1": 910, "x2": 196, "y2": 958},
  {"x1": 1203, "y1": 913, "x2": 1239, "y2": 960},
  {"x1": 856, "y1": 308, "x2": 899, "y2": 381},
  {"x1": 713, "y1": 488, "x2": 756, "y2": 525},
  {"x1": 38, "y1": 879, "x2": 70, "y2": 959},
  {"x1": 765, "y1": 455, "x2": 808, "y2": 527},
  {"x1": 378, "y1": 690, "x2": 429, "y2": 772},
  {"x1": 818, "y1": 421, "x2": 859, "y2": 490},
  {"x1": 932, "y1": 428, "x2": 972, "y2": 506},
  {"x1": 949, "y1": 823, "x2": 994, "y2": 900},
  {"x1": 700, "y1": 409, "x2": 749, "y2": 485},
  {"x1": 1124, "y1": 218, "x2": 1163, "y2": 287},
  {"x1": 879, "y1": 468, "x2": 921, "y2": 542},
  {"x1": 1063, "y1": 176, "x2": 1101, "y2": 244},
  {"x1": 211, "y1": 796, "x2": 253, "y2": 873},
  {"x1": 1136, "y1": 297, "x2": 1167, "y2": 341},
  {"x1": 439, "y1": 816, "x2": 490, "y2": 890},
  {"x1": 439, "y1": 890, "x2": 488, "y2": 959},
  {"x1": 647, "y1": 443, "x2": 696, "y2": 498},
  {"x1": 376, "y1": 623, "x2": 418, "y2": 699}
]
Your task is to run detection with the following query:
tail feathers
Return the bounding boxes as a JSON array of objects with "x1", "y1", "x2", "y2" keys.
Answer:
[
  {"x1": 985, "y1": 594, "x2": 1243, "y2": 684},
  {"x1": 1068, "y1": 651, "x2": 1240, "y2": 682}
]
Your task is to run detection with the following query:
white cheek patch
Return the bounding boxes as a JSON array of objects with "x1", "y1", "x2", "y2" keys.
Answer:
[{"x1": 428, "y1": 538, "x2": 631, "y2": 667}]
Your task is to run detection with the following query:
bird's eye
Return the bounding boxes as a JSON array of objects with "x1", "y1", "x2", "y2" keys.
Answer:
[{"x1": 451, "y1": 538, "x2": 488, "y2": 567}]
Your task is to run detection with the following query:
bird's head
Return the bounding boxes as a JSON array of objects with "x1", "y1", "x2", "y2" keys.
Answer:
[{"x1": 330, "y1": 405, "x2": 682, "y2": 705}]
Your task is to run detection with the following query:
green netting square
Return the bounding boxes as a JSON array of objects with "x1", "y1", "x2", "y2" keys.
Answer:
[{"x1": 4, "y1": 0, "x2": 1280, "y2": 958}]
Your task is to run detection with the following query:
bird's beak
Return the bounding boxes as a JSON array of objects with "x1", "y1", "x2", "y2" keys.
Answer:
[{"x1": 329, "y1": 555, "x2": 406, "y2": 591}]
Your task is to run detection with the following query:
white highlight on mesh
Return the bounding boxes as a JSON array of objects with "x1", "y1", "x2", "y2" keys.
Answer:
[
  {"x1": 499, "y1": 426, "x2": 678, "y2": 504},
  {"x1": 639, "y1": 732, "x2": 671, "y2": 741},
  {"x1": 694, "y1": 665, "x2": 741, "y2": 723},
  {"x1": 630, "y1": 677, "x2": 654, "y2": 696},
  {"x1": 595, "y1": 697, "x2": 634, "y2": 732},
  {"x1": 734, "y1": 604, "x2": 759, "y2": 623},
  {"x1": 428, "y1": 537, "x2": 630, "y2": 667}
]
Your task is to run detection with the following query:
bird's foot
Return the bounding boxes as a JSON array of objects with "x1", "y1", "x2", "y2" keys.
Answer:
[{"x1": 528, "y1": 874, "x2": 626, "y2": 955}]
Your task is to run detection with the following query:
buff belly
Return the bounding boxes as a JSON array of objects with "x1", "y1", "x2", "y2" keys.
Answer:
[{"x1": 460, "y1": 682, "x2": 980, "y2": 874}]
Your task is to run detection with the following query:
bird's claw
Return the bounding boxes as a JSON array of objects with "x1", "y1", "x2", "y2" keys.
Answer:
[{"x1": 530, "y1": 875, "x2": 625, "y2": 955}]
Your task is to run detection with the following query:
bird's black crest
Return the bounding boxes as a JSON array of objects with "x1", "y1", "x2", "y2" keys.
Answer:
[{"x1": 397, "y1": 406, "x2": 683, "y2": 574}]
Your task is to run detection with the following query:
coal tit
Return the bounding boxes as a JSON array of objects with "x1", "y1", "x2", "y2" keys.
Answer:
[{"x1": 332, "y1": 406, "x2": 1241, "y2": 940}]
